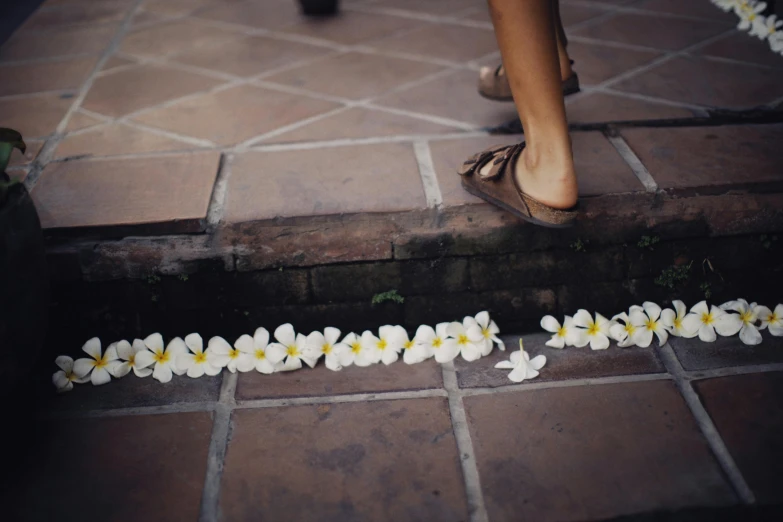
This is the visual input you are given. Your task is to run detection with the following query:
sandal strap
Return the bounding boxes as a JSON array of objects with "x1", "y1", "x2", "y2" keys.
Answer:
[
  {"x1": 479, "y1": 142, "x2": 524, "y2": 181},
  {"x1": 458, "y1": 144, "x2": 510, "y2": 177}
]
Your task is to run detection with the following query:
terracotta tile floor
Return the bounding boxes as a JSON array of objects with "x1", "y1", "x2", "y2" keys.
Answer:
[
  {"x1": 16, "y1": 332, "x2": 783, "y2": 521},
  {"x1": 1, "y1": 0, "x2": 780, "y2": 236}
]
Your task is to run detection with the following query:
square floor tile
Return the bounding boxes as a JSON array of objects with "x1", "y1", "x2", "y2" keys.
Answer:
[
  {"x1": 82, "y1": 63, "x2": 225, "y2": 118},
  {"x1": 567, "y1": 40, "x2": 661, "y2": 85},
  {"x1": 119, "y1": 18, "x2": 242, "y2": 57},
  {"x1": 455, "y1": 333, "x2": 665, "y2": 388},
  {"x1": 372, "y1": 23, "x2": 497, "y2": 62},
  {"x1": 696, "y1": 31, "x2": 783, "y2": 69},
  {"x1": 132, "y1": 84, "x2": 340, "y2": 146},
  {"x1": 32, "y1": 151, "x2": 221, "y2": 232},
  {"x1": 465, "y1": 380, "x2": 736, "y2": 521},
  {"x1": 54, "y1": 123, "x2": 196, "y2": 158},
  {"x1": 566, "y1": 91, "x2": 695, "y2": 123},
  {"x1": 374, "y1": 0, "x2": 479, "y2": 15},
  {"x1": 571, "y1": 12, "x2": 731, "y2": 52},
  {"x1": 224, "y1": 143, "x2": 426, "y2": 221},
  {"x1": 192, "y1": 0, "x2": 301, "y2": 29},
  {"x1": 220, "y1": 399, "x2": 469, "y2": 521},
  {"x1": 237, "y1": 360, "x2": 443, "y2": 400},
  {"x1": 0, "y1": 24, "x2": 117, "y2": 62},
  {"x1": 671, "y1": 334, "x2": 783, "y2": 371},
  {"x1": 264, "y1": 107, "x2": 457, "y2": 143},
  {"x1": 142, "y1": 0, "x2": 226, "y2": 17},
  {"x1": 2, "y1": 412, "x2": 212, "y2": 522},
  {"x1": 19, "y1": 1, "x2": 131, "y2": 30},
  {"x1": 634, "y1": 0, "x2": 737, "y2": 22},
  {"x1": 264, "y1": 51, "x2": 444, "y2": 101},
  {"x1": 173, "y1": 35, "x2": 332, "y2": 77},
  {"x1": 0, "y1": 93, "x2": 73, "y2": 138},
  {"x1": 282, "y1": 10, "x2": 423, "y2": 45},
  {"x1": 621, "y1": 124, "x2": 783, "y2": 192},
  {"x1": 0, "y1": 56, "x2": 97, "y2": 96},
  {"x1": 612, "y1": 56, "x2": 783, "y2": 109},
  {"x1": 695, "y1": 372, "x2": 783, "y2": 503},
  {"x1": 559, "y1": 2, "x2": 611, "y2": 27},
  {"x1": 375, "y1": 69, "x2": 518, "y2": 127},
  {"x1": 8, "y1": 140, "x2": 44, "y2": 168}
]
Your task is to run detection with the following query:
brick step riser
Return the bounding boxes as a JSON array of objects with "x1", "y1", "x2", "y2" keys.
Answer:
[{"x1": 45, "y1": 232, "x2": 783, "y2": 361}]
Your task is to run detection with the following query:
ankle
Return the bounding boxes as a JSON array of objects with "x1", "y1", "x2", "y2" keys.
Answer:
[{"x1": 522, "y1": 140, "x2": 574, "y2": 178}]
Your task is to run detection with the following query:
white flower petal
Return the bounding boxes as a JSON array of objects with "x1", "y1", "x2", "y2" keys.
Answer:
[
  {"x1": 507, "y1": 366, "x2": 528, "y2": 383},
  {"x1": 673, "y1": 300, "x2": 687, "y2": 319},
  {"x1": 529, "y1": 354, "x2": 546, "y2": 371},
  {"x1": 52, "y1": 371, "x2": 70, "y2": 390},
  {"x1": 208, "y1": 336, "x2": 233, "y2": 355},
  {"x1": 73, "y1": 358, "x2": 94, "y2": 378},
  {"x1": 540, "y1": 315, "x2": 561, "y2": 333},
  {"x1": 235, "y1": 334, "x2": 255, "y2": 354},
  {"x1": 714, "y1": 313, "x2": 742, "y2": 337},
  {"x1": 324, "y1": 327, "x2": 341, "y2": 345},
  {"x1": 55, "y1": 355, "x2": 74, "y2": 373},
  {"x1": 545, "y1": 335, "x2": 565, "y2": 349},
  {"x1": 91, "y1": 367, "x2": 111, "y2": 386},
  {"x1": 699, "y1": 325, "x2": 717, "y2": 343},
  {"x1": 494, "y1": 360, "x2": 514, "y2": 369},
  {"x1": 110, "y1": 361, "x2": 132, "y2": 378},
  {"x1": 590, "y1": 334, "x2": 610, "y2": 351},
  {"x1": 475, "y1": 311, "x2": 490, "y2": 329},
  {"x1": 116, "y1": 340, "x2": 133, "y2": 361},
  {"x1": 144, "y1": 333, "x2": 164, "y2": 353},
  {"x1": 133, "y1": 366, "x2": 153, "y2": 378},
  {"x1": 153, "y1": 362, "x2": 173, "y2": 383},
  {"x1": 274, "y1": 323, "x2": 296, "y2": 346},
  {"x1": 82, "y1": 337, "x2": 102, "y2": 360},
  {"x1": 739, "y1": 325, "x2": 763, "y2": 346},
  {"x1": 185, "y1": 333, "x2": 203, "y2": 354},
  {"x1": 254, "y1": 327, "x2": 270, "y2": 349},
  {"x1": 572, "y1": 309, "x2": 593, "y2": 329}
]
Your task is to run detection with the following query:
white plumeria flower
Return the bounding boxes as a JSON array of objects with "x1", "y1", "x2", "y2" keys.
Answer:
[
  {"x1": 305, "y1": 327, "x2": 350, "y2": 371},
  {"x1": 751, "y1": 13, "x2": 782, "y2": 39},
  {"x1": 609, "y1": 312, "x2": 642, "y2": 348},
  {"x1": 415, "y1": 323, "x2": 459, "y2": 363},
  {"x1": 176, "y1": 333, "x2": 222, "y2": 378},
  {"x1": 465, "y1": 311, "x2": 504, "y2": 355},
  {"x1": 770, "y1": 31, "x2": 783, "y2": 52},
  {"x1": 361, "y1": 325, "x2": 405, "y2": 365},
  {"x1": 445, "y1": 320, "x2": 484, "y2": 362},
  {"x1": 720, "y1": 299, "x2": 762, "y2": 346},
  {"x1": 660, "y1": 300, "x2": 699, "y2": 338},
  {"x1": 737, "y1": 1, "x2": 767, "y2": 31},
  {"x1": 73, "y1": 337, "x2": 121, "y2": 386},
  {"x1": 143, "y1": 333, "x2": 189, "y2": 383},
  {"x1": 681, "y1": 301, "x2": 742, "y2": 343},
  {"x1": 52, "y1": 355, "x2": 89, "y2": 393},
  {"x1": 401, "y1": 326, "x2": 431, "y2": 364},
  {"x1": 340, "y1": 332, "x2": 379, "y2": 367},
  {"x1": 109, "y1": 339, "x2": 155, "y2": 378},
  {"x1": 755, "y1": 303, "x2": 783, "y2": 336},
  {"x1": 572, "y1": 310, "x2": 612, "y2": 350},
  {"x1": 494, "y1": 339, "x2": 546, "y2": 383},
  {"x1": 234, "y1": 327, "x2": 287, "y2": 374},
  {"x1": 629, "y1": 302, "x2": 669, "y2": 347},
  {"x1": 540, "y1": 315, "x2": 586, "y2": 348},
  {"x1": 711, "y1": 0, "x2": 741, "y2": 13},
  {"x1": 268, "y1": 324, "x2": 314, "y2": 371}
]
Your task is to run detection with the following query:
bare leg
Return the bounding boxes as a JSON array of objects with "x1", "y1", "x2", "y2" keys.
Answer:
[
  {"x1": 552, "y1": 0, "x2": 574, "y2": 81},
  {"x1": 486, "y1": 0, "x2": 577, "y2": 209}
]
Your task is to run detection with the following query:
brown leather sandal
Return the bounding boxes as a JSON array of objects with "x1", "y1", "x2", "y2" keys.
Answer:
[
  {"x1": 478, "y1": 63, "x2": 580, "y2": 102},
  {"x1": 458, "y1": 142, "x2": 578, "y2": 229}
]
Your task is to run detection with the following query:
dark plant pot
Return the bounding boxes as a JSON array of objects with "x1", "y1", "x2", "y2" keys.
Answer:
[
  {"x1": 0, "y1": 181, "x2": 48, "y2": 399},
  {"x1": 298, "y1": 0, "x2": 340, "y2": 16}
]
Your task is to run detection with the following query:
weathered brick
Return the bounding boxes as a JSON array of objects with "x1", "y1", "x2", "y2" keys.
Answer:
[{"x1": 311, "y1": 262, "x2": 401, "y2": 303}]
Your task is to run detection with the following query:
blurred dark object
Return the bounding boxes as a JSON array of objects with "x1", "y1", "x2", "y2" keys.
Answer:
[{"x1": 298, "y1": 0, "x2": 340, "y2": 17}]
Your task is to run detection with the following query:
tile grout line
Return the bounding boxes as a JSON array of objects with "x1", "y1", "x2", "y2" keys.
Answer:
[
  {"x1": 656, "y1": 343, "x2": 756, "y2": 505},
  {"x1": 199, "y1": 372, "x2": 238, "y2": 522},
  {"x1": 604, "y1": 133, "x2": 658, "y2": 192},
  {"x1": 441, "y1": 362, "x2": 489, "y2": 522},
  {"x1": 413, "y1": 140, "x2": 443, "y2": 208},
  {"x1": 462, "y1": 371, "x2": 672, "y2": 397},
  {"x1": 205, "y1": 152, "x2": 233, "y2": 232},
  {"x1": 234, "y1": 388, "x2": 448, "y2": 409},
  {"x1": 23, "y1": 0, "x2": 146, "y2": 192}
]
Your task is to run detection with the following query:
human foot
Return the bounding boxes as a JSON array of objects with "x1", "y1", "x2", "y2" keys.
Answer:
[
  {"x1": 512, "y1": 145, "x2": 578, "y2": 210},
  {"x1": 478, "y1": 63, "x2": 580, "y2": 102},
  {"x1": 458, "y1": 142, "x2": 578, "y2": 228}
]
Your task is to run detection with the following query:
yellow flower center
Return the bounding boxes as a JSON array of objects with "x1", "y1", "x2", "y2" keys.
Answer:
[
  {"x1": 625, "y1": 323, "x2": 636, "y2": 335},
  {"x1": 404, "y1": 340, "x2": 414, "y2": 350},
  {"x1": 194, "y1": 352, "x2": 207, "y2": 364},
  {"x1": 432, "y1": 337, "x2": 442, "y2": 349},
  {"x1": 93, "y1": 354, "x2": 108, "y2": 369},
  {"x1": 674, "y1": 318, "x2": 682, "y2": 330},
  {"x1": 768, "y1": 313, "x2": 779, "y2": 324},
  {"x1": 127, "y1": 354, "x2": 136, "y2": 366},
  {"x1": 255, "y1": 349, "x2": 266, "y2": 360},
  {"x1": 587, "y1": 324, "x2": 599, "y2": 336},
  {"x1": 646, "y1": 318, "x2": 657, "y2": 331},
  {"x1": 482, "y1": 327, "x2": 491, "y2": 339},
  {"x1": 351, "y1": 342, "x2": 361, "y2": 354},
  {"x1": 154, "y1": 351, "x2": 169, "y2": 364},
  {"x1": 229, "y1": 348, "x2": 239, "y2": 359},
  {"x1": 286, "y1": 345, "x2": 299, "y2": 357},
  {"x1": 740, "y1": 311, "x2": 753, "y2": 325},
  {"x1": 458, "y1": 334, "x2": 469, "y2": 345},
  {"x1": 66, "y1": 371, "x2": 78, "y2": 382},
  {"x1": 702, "y1": 312, "x2": 714, "y2": 325},
  {"x1": 557, "y1": 326, "x2": 566, "y2": 337},
  {"x1": 322, "y1": 343, "x2": 332, "y2": 355},
  {"x1": 377, "y1": 339, "x2": 387, "y2": 351}
]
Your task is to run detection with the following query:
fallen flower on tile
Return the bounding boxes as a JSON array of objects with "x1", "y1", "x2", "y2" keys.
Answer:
[
  {"x1": 630, "y1": 302, "x2": 669, "y2": 347},
  {"x1": 541, "y1": 314, "x2": 585, "y2": 349},
  {"x1": 446, "y1": 320, "x2": 483, "y2": 362},
  {"x1": 73, "y1": 337, "x2": 121, "y2": 386},
  {"x1": 305, "y1": 327, "x2": 348, "y2": 371},
  {"x1": 660, "y1": 300, "x2": 698, "y2": 339},
  {"x1": 416, "y1": 323, "x2": 459, "y2": 363},
  {"x1": 143, "y1": 333, "x2": 189, "y2": 383},
  {"x1": 110, "y1": 339, "x2": 155, "y2": 379},
  {"x1": 681, "y1": 301, "x2": 742, "y2": 343},
  {"x1": 721, "y1": 299, "x2": 763, "y2": 345},
  {"x1": 754, "y1": 303, "x2": 783, "y2": 337},
  {"x1": 52, "y1": 355, "x2": 90, "y2": 393},
  {"x1": 573, "y1": 310, "x2": 613, "y2": 350},
  {"x1": 177, "y1": 333, "x2": 222, "y2": 378},
  {"x1": 268, "y1": 324, "x2": 313, "y2": 371},
  {"x1": 495, "y1": 339, "x2": 546, "y2": 383},
  {"x1": 402, "y1": 326, "x2": 430, "y2": 364},
  {"x1": 340, "y1": 332, "x2": 377, "y2": 367},
  {"x1": 466, "y1": 311, "x2": 504, "y2": 354}
]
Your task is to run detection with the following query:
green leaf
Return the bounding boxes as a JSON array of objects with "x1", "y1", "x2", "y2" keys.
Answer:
[{"x1": 0, "y1": 128, "x2": 26, "y2": 174}]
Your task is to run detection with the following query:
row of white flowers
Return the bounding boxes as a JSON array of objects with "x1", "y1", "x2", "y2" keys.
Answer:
[
  {"x1": 541, "y1": 300, "x2": 783, "y2": 350},
  {"x1": 52, "y1": 301, "x2": 782, "y2": 392},
  {"x1": 713, "y1": 0, "x2": 783, "y2": 55},
  {"x1": 52, "y1": 312, "x2": 506, "y2": 392}
]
